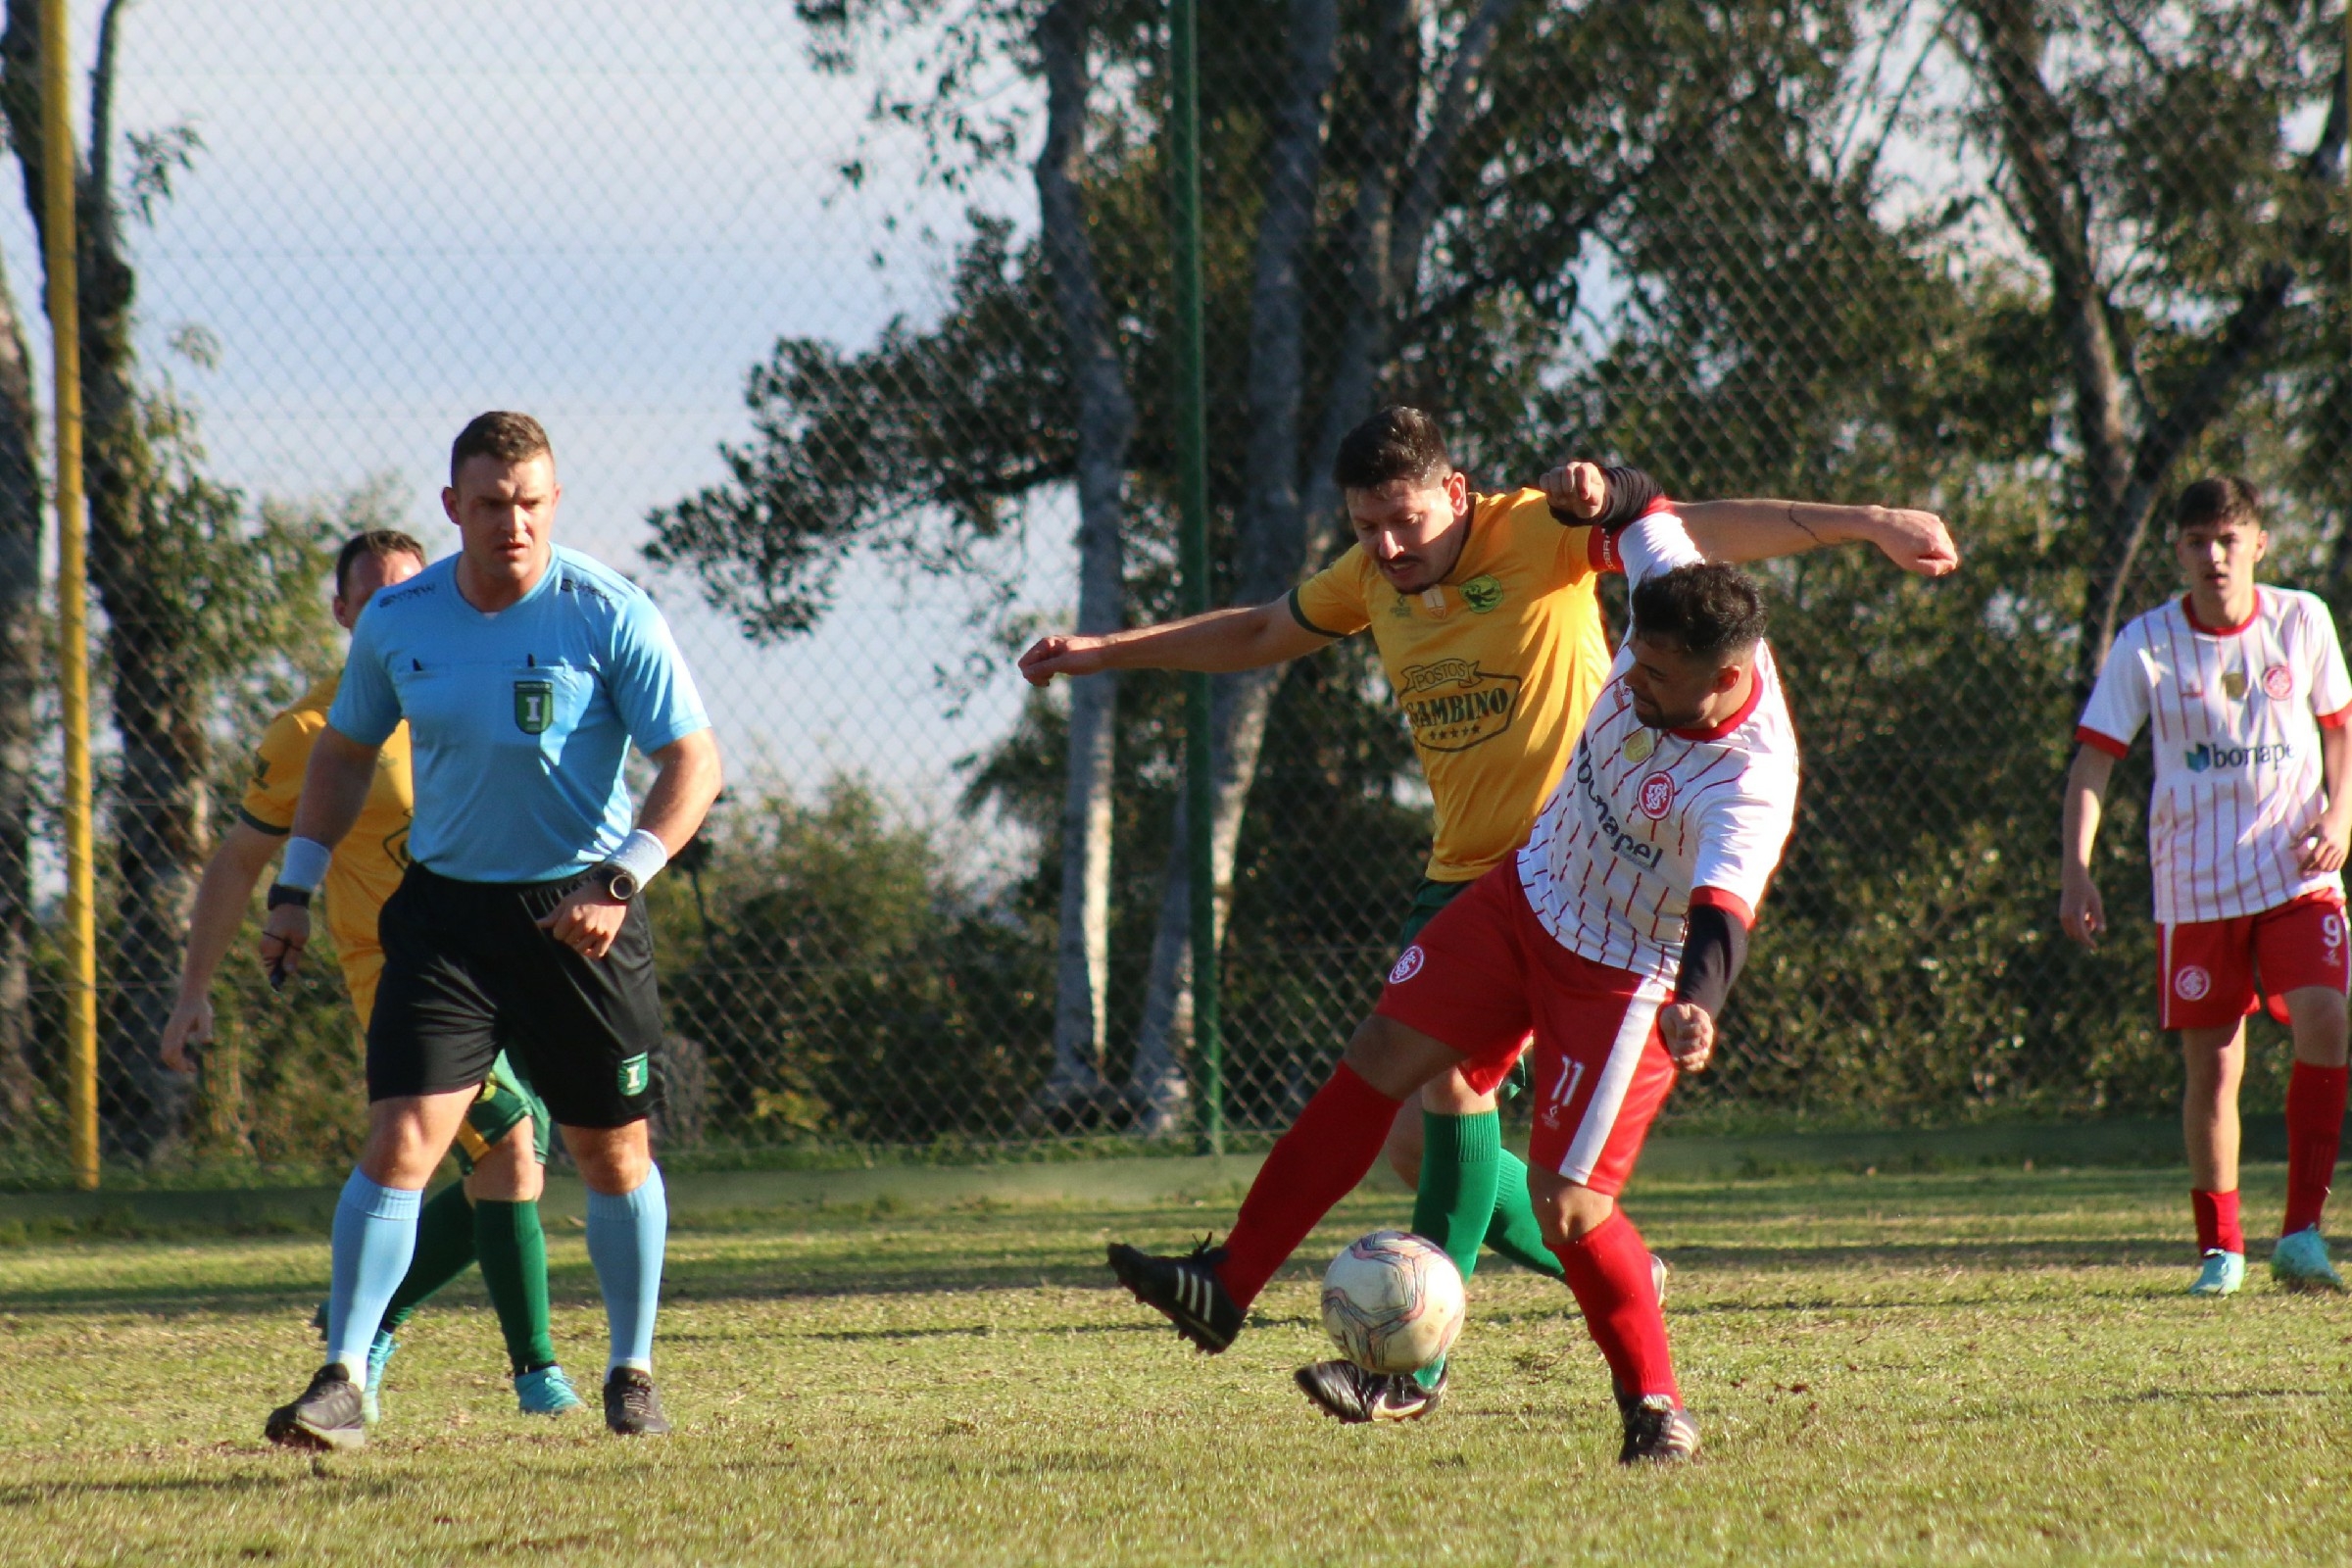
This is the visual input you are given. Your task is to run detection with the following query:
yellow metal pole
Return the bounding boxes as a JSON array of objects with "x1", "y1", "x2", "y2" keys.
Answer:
[{"x1": 40, "y1": 0, "x2": 93, "y2": 1191}]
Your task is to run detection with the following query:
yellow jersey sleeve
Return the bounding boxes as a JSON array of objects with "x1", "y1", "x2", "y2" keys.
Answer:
[
  {"x1": 237, "y1": 704, "x2": 324, "y2": 835},
  {"x1": 1289, "y1": 548, "x2": 1375, "y2": 639},
  {"x1": 1487, "y1": 488, "x2": 1614, "y2": 589}
]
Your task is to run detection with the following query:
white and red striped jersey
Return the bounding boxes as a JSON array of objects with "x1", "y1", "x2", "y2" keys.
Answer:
[
  {"x1": 2076, "y1": 588, "x2": 2352, "y2": 924},
  {"x1": 1516, "y1": 514, "x2": 1800, "y2": 981}
]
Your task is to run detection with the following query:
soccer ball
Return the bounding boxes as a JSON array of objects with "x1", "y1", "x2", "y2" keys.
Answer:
[{"x1": 1320, "y1": 1230, "x2": 1465, "y2": 1375}]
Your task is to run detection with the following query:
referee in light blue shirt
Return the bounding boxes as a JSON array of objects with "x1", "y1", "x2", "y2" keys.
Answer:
[{"x1": 257, "y1": 412, "x2": 723, "y2": 1447}]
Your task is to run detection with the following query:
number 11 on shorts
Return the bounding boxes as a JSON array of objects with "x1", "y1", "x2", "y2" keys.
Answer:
[{"x1": 1548, "y1": 1057, "x2": 1586, "y2": 1113}]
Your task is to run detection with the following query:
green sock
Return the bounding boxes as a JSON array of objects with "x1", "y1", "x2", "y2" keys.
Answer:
[
  {"x1": 380, "y1": 1182, "x2": 478, "y2": 1334},
  {"x1": 1410, "y1": 1110, "x2": 1503, "y2": 1391},
  {"x1": 1485, "y1": 1148, "x2": 1567, "y2": 1280},
  {"x1": 474, "y1": 1199, "x2": 558, "y2": 1376}
]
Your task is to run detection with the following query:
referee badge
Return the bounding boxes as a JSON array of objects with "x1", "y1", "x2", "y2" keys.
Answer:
[
  {"x1": 617, "y1": 1054, "x2": 650, "y2": 1097},
  {"x1": 514, "y1": 677, "x2": 555, "y2": 734}
]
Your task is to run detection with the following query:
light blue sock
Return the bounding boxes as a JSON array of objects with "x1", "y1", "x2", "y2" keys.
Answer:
[
  {"x1": 586, "y1": 1164, "x2": 667, "y2": 1374},
  {"x1": 327, "y1": 1171, "x2": 423, "y2": 1376}
]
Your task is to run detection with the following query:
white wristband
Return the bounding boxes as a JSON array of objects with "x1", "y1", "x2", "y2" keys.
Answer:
[
  {"x1": 278, "y1": 836, "x2": 332, "y2": 892},
  {"x1": 609, "y1": 828, "x2": 670, "y2": 887}
]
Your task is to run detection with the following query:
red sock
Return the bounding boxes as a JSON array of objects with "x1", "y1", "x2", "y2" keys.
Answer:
[
  {"x1": 1212, "y1": 1063, "x2": 1402, "y2": 1307},
  {"x1": 1550, "y1": 1210, "x2": 1678, "y2": 1403},
  {"x1": 2191, "y1": 1189, "x2": 2243, "y2": 1254},
  {"x1": 2282, "y1": 1062, "x2": 2349, "y2": 1236}
]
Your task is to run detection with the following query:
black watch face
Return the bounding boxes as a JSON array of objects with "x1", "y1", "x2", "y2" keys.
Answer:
[{"x1": 607, "y1": 869, "x2": 638, "y2": 903}]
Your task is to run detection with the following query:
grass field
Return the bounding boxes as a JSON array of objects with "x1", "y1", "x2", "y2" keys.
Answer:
[{"x1": 6, "y1": 1163, "x2": 2352, "y2": 1565}]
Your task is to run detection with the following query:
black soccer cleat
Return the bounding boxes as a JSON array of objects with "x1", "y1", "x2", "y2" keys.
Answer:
[
  {"x1": 604, "y1": 1368, "x2": 672, "y2": 1436},
  {"x1": 1295, "y1": 1359, "x2": 1447, "y2": 1424},
  {"x1": 1105, "y1": 1241, "x2": 1245, "y2": 1353},
  {"x1": 1616, "y1": 1391, "x2": 1700, "y2": 1465},
  {"x1": 264, "y1": 1363, "x2": 367, "y2": 1452}
]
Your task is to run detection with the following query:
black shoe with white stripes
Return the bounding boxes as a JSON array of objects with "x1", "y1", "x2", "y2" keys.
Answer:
[
  {"x1": 1295, "y1": 1358, "x2": 1446, "y2": 1424},
  {"x1": 1105, "y1": 1241, "x2": 1245, "y2": 1353},
  {"x1": 1615, "y1": 1391, "x2": 1700, "y2": 1465}
]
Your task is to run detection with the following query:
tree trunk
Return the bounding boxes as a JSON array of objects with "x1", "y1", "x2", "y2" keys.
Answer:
[
  {"x1": 1969, "y1": 0, "x2": 2347, "y2": 692},
  {"x1": 2, "y1": 0, "x2": 195, "y2": 1158},
  {"x1": 1031, "y1": 0, "x2": 1136, "y2": 1123},
  {"x1": 1128, "y1": 0, "x2": 1521, "y2": 1130},
  {"x1": 0, "y1": 239, "x2": 39, "y2": 1133},
  {"x1": 1126, "y1": 0, "x2": 1342, "y2": 1131}
]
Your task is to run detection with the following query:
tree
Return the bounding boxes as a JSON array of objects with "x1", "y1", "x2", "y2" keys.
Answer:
[{"x1": 0, "y1": 242, "x2": 39, "y2": 1132}]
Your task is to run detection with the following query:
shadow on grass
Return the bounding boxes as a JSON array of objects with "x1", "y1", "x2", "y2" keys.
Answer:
[{"x1": 0, "y1": 1471, "x2": 396, "y2": 1506}]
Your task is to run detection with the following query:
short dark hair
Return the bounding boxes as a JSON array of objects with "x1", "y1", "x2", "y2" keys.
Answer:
[
  {"x1": 1332, "y1": 405, "x2": 1451, "y2": 491},
  {"x1": 334, "y1": 528, "x2": 426, "y2": 598},
  {"x1": 2175, "y1": 475, "x2": 2261, "y2": 533},
  {"x1": 450, "y1": 411, "x2": 554, "y2": 484},
  {"x1": 1631, "y1": 562, "x2": 1767, "y2": 662}
]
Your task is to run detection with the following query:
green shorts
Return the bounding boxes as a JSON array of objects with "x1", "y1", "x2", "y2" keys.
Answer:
[
  {"x1": 1397, "y1": 876, "x2": 1531, "y2": 1101},
  {"x1": 450, "y1": 1050, "x2": 553, "y2": 1175}
]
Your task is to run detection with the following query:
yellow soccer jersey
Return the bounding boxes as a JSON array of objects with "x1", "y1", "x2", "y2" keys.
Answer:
[
  {"x1": 238, "y1": 671, "x2": 414, "y2": 992},
  {"x1": 1290, "y1": 488, "x2": 1616, "y2": 882}
]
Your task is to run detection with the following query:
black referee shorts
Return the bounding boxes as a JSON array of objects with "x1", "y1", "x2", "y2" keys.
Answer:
[{"x1": 368, "y1": 864, "x2": 663, "y2": 1129}]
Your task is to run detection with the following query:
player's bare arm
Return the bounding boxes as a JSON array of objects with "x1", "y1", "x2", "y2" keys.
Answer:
[
  {"x1": 162, "y1": 821, "x2": 285, "y2": 1072},
  {"x1": 2302, "y1": 722, "x2": 2352, "y2": 875},
  {"x1": 1538, "y1": 462, "x2": 1958, "y2": 578},
  {"x1": 537, "y1": 727, "x2": 724, "y2": 960},
  {"x1": 2059, "y1": 745, "x2": 2115, "y2": 949},
  {"x1": 257, "y1": 725, "x2": 384, "y2": 983},
  {"x1": 1018, "y1": 600, "x2": 1333, "y2": 686}
]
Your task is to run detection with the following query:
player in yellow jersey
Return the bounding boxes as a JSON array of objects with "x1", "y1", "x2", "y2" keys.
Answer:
[
  {"x1": 1019, "y1": 406, "x2": 1955, "y2": 1420},
  {"x1": 161, "y1": 529, "x2": 586, "y2": 1422}
]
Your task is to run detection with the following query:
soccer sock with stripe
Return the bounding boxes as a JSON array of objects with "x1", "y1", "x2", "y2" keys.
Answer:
[
  {"x1": 327, "y1": 1171, "x2": 423, "y2": 1378},
  {"x1": 379, "y1": 1181, "x2": 478, "y2": 1334},
  {"x1": 2191, "y1": 1188, "x2": 2243, "y2": 1254},
  {"x1": 1214, "y1": 1063, "x2": 1402, "y2": 1308},
  {"x1": 474, "y1": 1199, "x2": 559, "y2": 1375},
  {"x1": 1409, "y1": 1110, "x2": 1501, "y2": 1392},
  {"x1": 586, "y1": 1163, "x2": 667, "y2": 1374},
  {"x1": 2282, "y1": 1062, "x2": 2348, "y2": 1236},
  {"x1": 1550, "y1": 1208, "x2": 1679, "y2": 1404},
  {"x1": 1484, "y1": 1149, "x2": 1568, "y2": 1280}
]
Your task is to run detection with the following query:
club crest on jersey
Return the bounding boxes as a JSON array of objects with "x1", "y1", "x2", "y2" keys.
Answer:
[
  {"x1": 514, "y1": 678, "x2": 555, "y2": 735},
  {"x1": 1388, "y1": 945, "x2": 1425, "y2": 985},
  {"x1": 1637, "y1": 771, "x2": 1677, "y2": 819},
  {"x1": 2264, "y1": 664, "x2": 2293, "y2": 701},
  {"x1": 1622, "y1": 729, "x2": 1656, "y2": 763},
  {"x1": 2222, "y1": 669, "x2": 2248, "y2": 701},
  {"x1": 2173, "y1": 964, "x2": 2212, "y2": 1002},
  {"x1": 1461, "y1": 574, "x2": 1504, "y2": 613}
]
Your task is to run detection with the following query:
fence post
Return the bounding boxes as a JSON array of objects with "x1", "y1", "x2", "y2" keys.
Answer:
[
  {"x1": 1169, "y1": 0, "x2": 1220, "y2": 1155},
  {"x1": 40, "y1": 0, "x2": 94, "y2": 1190}
]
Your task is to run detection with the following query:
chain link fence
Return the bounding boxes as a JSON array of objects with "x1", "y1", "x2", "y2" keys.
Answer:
[{"x1": 0, "y1": 0, "x2": 2346, "y2": 1182}]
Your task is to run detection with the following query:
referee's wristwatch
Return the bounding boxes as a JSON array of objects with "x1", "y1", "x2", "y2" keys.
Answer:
[
  {"x1": 265, "y1": 884, "x2": 312, "y2": 909},
  {"x1": 589, "y1": 861, "x2": 640, "y2": 903}
]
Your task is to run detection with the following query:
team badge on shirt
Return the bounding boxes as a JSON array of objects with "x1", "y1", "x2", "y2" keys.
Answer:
[
  {"x1": 1621, "y1": 729, "x2": 1655, "y2": 763},
  {"x1": 514, "y1": 678, "x2": 555, "y2": 735},
  {"x1": 2264, "y1": 664, "x2": 2294, "y2": 701},
  {"x1": 1461, "y1": 574, "x2": 1503, "y2": 613},
  {"x1": 2222, "y1": 669, "x2": 2247, "y2": 701}
]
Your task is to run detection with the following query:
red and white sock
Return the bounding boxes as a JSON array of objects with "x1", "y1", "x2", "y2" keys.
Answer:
[
  {"x1": 2282, "y1": 1062, "x2": 2349, "y2": 1237},
  {"x1": 1212, "y1": 1063, "x2": 1401, "y2": 1308},
  {"x1": 1551, "y1": 1209, "x2": 1679, "y2": 1404},
  {"x1": 2191, "y1": 1188, "x2": 2243, "y2": 1255}
]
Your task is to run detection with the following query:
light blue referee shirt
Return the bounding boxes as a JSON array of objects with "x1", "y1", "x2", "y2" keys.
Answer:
[{"x1": 328, "y1": 545, "x2": 710, "y2": 884}]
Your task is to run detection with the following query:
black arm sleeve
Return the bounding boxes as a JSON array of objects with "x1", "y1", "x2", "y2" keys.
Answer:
[
  {"x1": 1550, "y1": 464, "x2": 1665, "y2": 532},
  {"x1": 1673, "y1": 903, "x2": 1749, "y2": 1016}
]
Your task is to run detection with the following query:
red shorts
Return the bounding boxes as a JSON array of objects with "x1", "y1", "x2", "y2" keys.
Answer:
[
  {"x1": 1376, "y1": 864, "x2": 1677, "y2": 1196},
  {"x1": 2159, "y1": 891, "x2": 2349, "y2": 1030}
]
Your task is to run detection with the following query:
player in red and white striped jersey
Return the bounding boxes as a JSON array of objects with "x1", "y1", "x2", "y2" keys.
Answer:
[
  {"x1": 1106, "y1": 499, "x2": 1797, "y2": 1465},
  {"x1": 2063, "y1": 476, "x2": 2352, "y2": 1297}
]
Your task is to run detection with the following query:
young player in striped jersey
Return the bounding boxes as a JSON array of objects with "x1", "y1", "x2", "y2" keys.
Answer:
[
  {"x1": 1020, "y1": 407, "x2": 1954, "y2": 1424},
  {"x1": 2062, "y1": 477, "x2": 2352, "y2": 1297},
  {"x1": 1105, "y1": 501, "x2": 1803, "y2": 1463}
]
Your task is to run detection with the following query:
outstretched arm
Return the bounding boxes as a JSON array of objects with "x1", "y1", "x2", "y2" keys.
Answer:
[
  {"x1": 1018, "y1": 600, "x2": 1332, "y2": 686},
  {"x1": 1540, "y1": 465, "x2": 1957, "y2": 578},
  {"x1": 2059, "y1": 745, "x2": 2116, "y2": 949}
]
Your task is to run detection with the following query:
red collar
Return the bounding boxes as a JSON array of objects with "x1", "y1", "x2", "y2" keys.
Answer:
[
  {"x1": 1669, "y1": 663, "x2": 1763, "y2": 743},
  {"x1": 2180, "y1": 591, "x2": 2259, "y2": 637}
]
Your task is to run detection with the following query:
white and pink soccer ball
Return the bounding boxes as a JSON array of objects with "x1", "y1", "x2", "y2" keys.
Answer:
[{"x1": 1320, "y1": 1230, "x2": 1465, "y2": 1375}]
